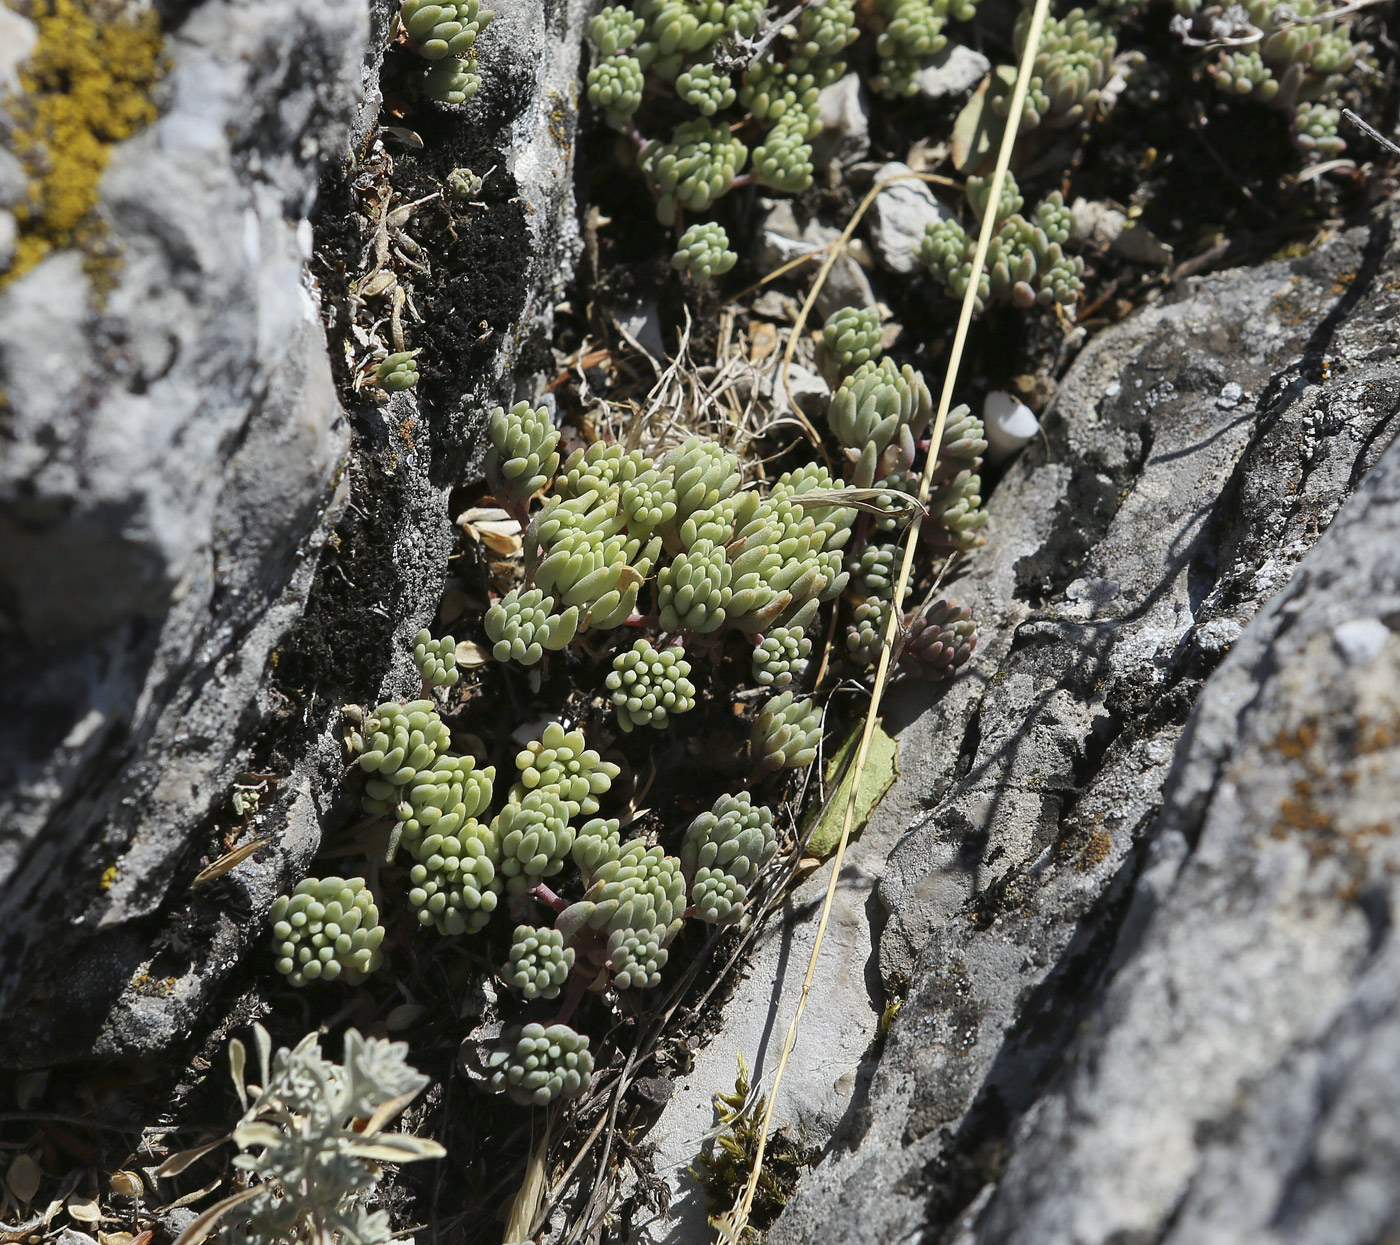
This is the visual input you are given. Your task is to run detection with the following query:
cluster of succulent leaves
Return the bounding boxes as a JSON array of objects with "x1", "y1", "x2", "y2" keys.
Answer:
[
  {"x1": 399, "y1": 0, "x2": 492, "y2": 104},
  {"x1": 209, "y1": 1024, "x2": 443, "y2": 1245},
  {"x1": 583, "y1": 0, "x2": 867, "y2": 274},
  {"x1": 1167, "y1": 0, "x2": 1368, "y2": 155},
  {"x1": 918, "y1": 170, "x2": 1083, "y2": 312}
]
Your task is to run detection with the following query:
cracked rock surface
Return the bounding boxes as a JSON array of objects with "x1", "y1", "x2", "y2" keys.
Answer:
[
  {"x1": 0, "y1": 0, "x2": 587, "y2": 1066},
  {"x1": 752, "y1": 205, "x2": 1400, "y2": 1244}
]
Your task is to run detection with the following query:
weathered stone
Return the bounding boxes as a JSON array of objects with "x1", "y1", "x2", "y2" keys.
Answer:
[
  {"x1": 0, "y1": 0, "x2": 590, "y2": 1064},
  {"x1": 744, "y1": 206, "x2": 1400, "y2": 1245},
  {"x1": 913, "y1": 44, "x2": 990, "y2": 101},
  {"x1": 812, "y1": 74, "x2": 870, "y2": 171},
  {"x1": 865, "y1": 160, "x2": 953, "y2": 275}
]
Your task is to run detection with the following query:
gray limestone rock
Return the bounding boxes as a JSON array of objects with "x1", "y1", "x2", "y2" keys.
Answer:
[
  {"x1": 913, "y1": 44, "x2": 990, "y2": 100},
  {"x1": 812, "y1": 74, "x2": 871, "y2": 171},
  {"x1": 865, "y1": 160, "x2": 954, "y2": 275},
  {"x1": 0, "y1": 0, "x2": 588, "y2": 1065},
  {"x1": 749, "y1": 206, "x2": 1400, "y2": 1244}
]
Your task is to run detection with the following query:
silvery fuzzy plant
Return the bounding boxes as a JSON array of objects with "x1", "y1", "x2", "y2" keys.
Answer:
[{"x1": 163, "y1": 1024, "x2": 442, "y2": 1245}]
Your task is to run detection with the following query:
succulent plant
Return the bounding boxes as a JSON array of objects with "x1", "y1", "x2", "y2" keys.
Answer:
[
  {"x1": 556, "y1": 442, "x2": 647, "y2": 501},
  {"x1": 640, "y1": 119, "x2": 748, "y2": 225},
  {"x1": 400, "y1": 0, "x2": 493, "y2": 59},
  {"x1": 413, "y1": 629, "x2": 459, "y2": 688},
  {"x1": 375, "y1": 351, "x2": 419, "y2": 392},
  {"x1": 848, "y1": 542, "x2": 898, "y2": 598},
  {"x1": 772, "y1": 463, "x2": 858, "y2": 552},
  {"x1": 620, "y1": 466, "x2": 680, "y2": 533},
  {"x1": 751, "y1": 110, "x2": 816, "y2": 194},
  {"x1": 447, "y1": 166, "x2": 484, "y2": 199},
  {"x1": 484, "y1": 587, "x2": 580, "y2": 665},
  {"x1": 671, "y1": 221, "x2": 738, "y2": 278},
  {"x1": 845, "y1": 595, "x2": 891, "y2": 665},
  {"x1": 827, "y1": 358, "x2": 934, "y2": 487},
  {"x1": 938, "y1": 404, "x2": 989, "y2": 465},
  {"x1": 926, "y1": 467, "x2": 989, "y2": 551},
  {"x1": 793, "y1": 0, "x2": 860, "y2": 60},
  {"x1": 900, "y1": 598, "x2": 977, "y2": 679},
  {"x1": 485, "y1": 400, "x2": 560, "y2": 508},
  {"x1": 607, "y1": 638, "x2": 697, "y2": 731},
  {"x1": 489, "y1": 1022, "x2": 594, "y2": 1106},
  {"x1": 752, "y1": 691, "x2": 823, "y2": 776},
  {"x1": 391, "y1": 752, "x2": 496, "y2": 862},
  {"x1": 658, "y1": 537, "x2": 732, "y2": 631},
  {"x1": 871, "y1": 0, "x2": 977, "y2": 96},
  {"x1": 589, "y1": 3, "x2": 646, "y2": 54},
  {"x1": 270, "y1": 877, "x2": 386, "y2": 986},
  {"x1": 556, "y1": 840, "x2": 687, "y2": 987},
  {"x1": 995, "y1": 7, "x2": 1116, "y2": 132},
  {"x1": 681, "y1": 791, "x2": 777, "y2": 879},
  {"x1": 676, "y1": 63, "x2": 737, "y2": 115},
  {"x1": 919, "y1": 175, "x2": 1083, "y2": 313},
  {"x1": 658, "y1": 436, "x2": 743, "y2": 541},
  {"x1": 512, "y1": 721, "x2": 620, "y2": 818},
  {"x1": 492, "y1": 789, "x2": 576, "y2": 894},
  {"x1": 571, "y1": 816, "x2": 623, "y2": 884},
  {"x1": 587, "y1": 53, "x2": 645, "y2": 127},
  {"x1": 352, "y1": 700, "x2": 453, "y2": 812},
  {"x1": 423, "y1": 56, "x2": 480, "y2": 103},
  {"x1": 816, "y1": 305, "x2": 883, "y2": 384},
  {"x1": 1172, "y1": 0, "x2": 1365, "y2": 154},
  {"x1": 872, "y1": 467, "x2": 921, "y2": 534},
  {"x1": 505, "y1": 924, "x2": 576, "y2": 999},
  {"x1": 526, "y1": 492, "x2": 659, "y2": 628},
  {"x1": 751, "y1": 624, "x2": 813, "y2": 688},
  {"x1": 406, "y1": 820, "x2": 502, "y2": 934}
]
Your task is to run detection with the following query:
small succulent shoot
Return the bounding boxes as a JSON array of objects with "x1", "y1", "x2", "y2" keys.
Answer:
[
  {"x1": 506, "y1": 924, "x2": 576, "y2": 999},
  {"x1": 352, "y1": 700, "x2": 453, "y2": 813},
  {"x1": 671, "y1": 221, "x2": 738, "y2": 278},
  {"x1": 375, "y1": 351, "x2": 419, "y2": 392},
  {"x1": 751, "y1": 624, "x2": 813, "y2": 688},
  {"x1": 607, "y1": 638, "x2": 697, "y2": 732},
  {"x1": 639, "y1": 120, "x2": 748, "y2": 225},
  {"x1": 270, "y1": 877, "x2": 387, "y2": 986},
  {"x1": 899, "y1": 598, "x2": 977, "y2": 679},
  {"x1": 845, "y1": 596, "x2": 891, "y2": 666},
  {"x1": 512, "y1": 721, "x2": 620, "y2": 818},
  {"x1": 816, "y1": 305, "x2": 883, "y2": 385},
  {"x1": 492, "y1": 789, "x2": 575, "y2": 894},
  {"x1": 657, "y1": 537, "x2": 732, "y2": 632},
  {"x1": 447, "y1": 166, "x2": 484, "y2": 200},
  {"x1": 484, "y1": 587, "x2": 580, "y2": 666},
  {"x1": 658, "y1": 436, "x2": 743, "y2": 546},
  {"x1": 827, "y1": 358, "x2": 933, "y2": 487},
  {"x1": 751, "y1": 691, "x2": 823, "y2": 777},
  {"x1": 413, "y1": 628, "x2": 459, "y2": 689},
  {"x1": 588, "y1": 3, "x2": 645, "y2": 55},
  {"x1": 406, "y1": 818, "x2": 502, "y2": 934},
  {"x1": 924, "y1": 467, "x2": 989, "y2": 552},
  {"x1": 571, "y1": 816, "x2": 622, "y2": 885},
  {"x1": 391, "y1": 752, "x2": 496, "y2": 862},
  {"x1": 587, "y1": 53, "x2": 645, "y2": 128},
  {"x1": 488, "y1": 1022, "x2": 594, "y2": 1106},
  {"x1": 681, "y1": 792, "x2": 778, "y2": 923},
  {"x1": 485, "y1": 400, "x2": 561, "y2": 522},
  {"x1": 423, "y1": 56, "x2": 481, "y2": 104},
  {"x1": 555, "y1": 840, "x2": 686, "y2": 988},
  {"x1": 848, "y1": 542, "x2": 898, "y2": 599},
  {"x1": 400, "y1": 0, "x2": 493, "y2": 59},
  {"x1": 556, "y1": 441, "x2": 646, "y2": 500}
]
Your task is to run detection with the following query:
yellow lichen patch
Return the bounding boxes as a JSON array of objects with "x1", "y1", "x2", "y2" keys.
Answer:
[{"x1": 2, "y1": 0, "x2": 165, "y2": 289}]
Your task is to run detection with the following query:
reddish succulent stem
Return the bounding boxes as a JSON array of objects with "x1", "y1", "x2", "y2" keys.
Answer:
[
  {"x1": 552, "y1": 971, "x2": 589, "y2": 1027},
  {"x1": 530, "y1": 882, "x2": 569, "y2": 914}
]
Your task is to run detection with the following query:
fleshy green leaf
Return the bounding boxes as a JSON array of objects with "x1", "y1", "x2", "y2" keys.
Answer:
[{"x1": 804, "y1": 722, "x2": 900, "y2": 857}]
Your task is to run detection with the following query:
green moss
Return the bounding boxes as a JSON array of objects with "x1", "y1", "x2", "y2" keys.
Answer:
[{"x1": 2, "y1": 0, "x2": 165, "y2": 290}]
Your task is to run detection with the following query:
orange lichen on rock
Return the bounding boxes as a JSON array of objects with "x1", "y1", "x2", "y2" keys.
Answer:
[{"x1": 2, "y1": 0, "x2": 165, "y2": 287}]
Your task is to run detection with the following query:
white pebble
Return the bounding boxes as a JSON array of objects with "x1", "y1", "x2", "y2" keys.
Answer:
[{"x1": 982, "y1": 390, "x2": 1041, "y2": 460}]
